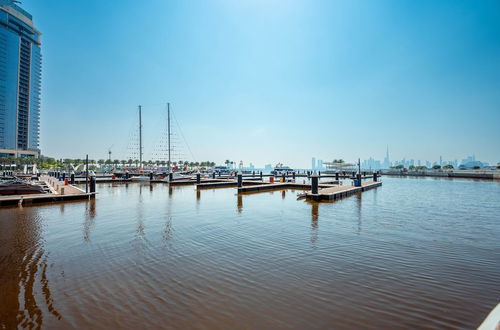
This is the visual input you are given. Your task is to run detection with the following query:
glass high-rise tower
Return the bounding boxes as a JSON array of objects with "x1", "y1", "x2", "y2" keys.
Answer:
[{"x1": 0, "y1": 0, "x2": 41, "y2": 158}]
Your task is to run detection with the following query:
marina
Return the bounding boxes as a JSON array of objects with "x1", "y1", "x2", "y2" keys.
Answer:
[{"x1": 0, "y1": 0, "x2": 498, "y2": 328}]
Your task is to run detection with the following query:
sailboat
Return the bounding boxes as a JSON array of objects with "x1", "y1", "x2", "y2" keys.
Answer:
[
  {"x1": 130, "y1": 105, "x2": 151, "y2": 182},
  {"x1": 160, "y1": 103, "x2": 188, "y2": 182}
]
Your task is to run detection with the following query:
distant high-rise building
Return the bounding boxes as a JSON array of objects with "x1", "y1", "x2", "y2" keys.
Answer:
[
  {"x1": 311, "y1": 157, "x2": 316, "y2": 170},
  {"x1": 383, "y1": 146, "x2": 390, "y2": 169},
  {"x1": 317, "y1": 159, "x2": 323, "y2": 170},
  {"x1": 0, "y1": 0, "x2": 41, "y2": 157}
]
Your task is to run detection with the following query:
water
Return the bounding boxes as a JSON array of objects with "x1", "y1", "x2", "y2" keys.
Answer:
[{"x1": 1, "y1": 177, "x2": 499, "y2": 329}]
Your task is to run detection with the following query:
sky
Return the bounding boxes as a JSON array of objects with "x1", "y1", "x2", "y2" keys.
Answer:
[{"x1": 22, "y1": 0, "x2": 500, "y2": 167}]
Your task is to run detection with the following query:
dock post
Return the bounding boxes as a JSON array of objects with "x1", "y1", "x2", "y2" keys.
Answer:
[
  {"x1": 293, "y1": 171, "x2": 296, "y2": 180},
  {"x1": 252, "y1": 171, "x2": 255, "y2": 177},
  {"x1": 169, "y1": 172, "x2": 173, "y2": 182},
  {"x1": 71, "y1": 173, "x2": 75, "y2": 184},
  {"x1": 62, "y1": 172, "x2": 66, "y2": 181},
  {"x1": 355, "y1": 173, "x2": 362, "y2": 187},
  {"x1": 282, "y1": 173, "x2": 286, "y2": 182},
  {"x1": 260, "y1": 171, "x2": 263, "y2": 180},
  {"x1": 311, "y1": 175, "x2": 319, "y2": 194},
  {"x1": 149, "y1": 172, "x2": 154, "y2": 181},
  {"x1": 212, "y1": 172, "x2": 215, "y2": 179},
  {"x1": 237, "y1": 174, "x2": 243, "y2": 188},
  {"x1": 196, "y1": 173, "x2": 201, "y2": 184},
  {"x1": 373, "y1": 172, "x2": 378, "y2": 182},
  {"x1": 335, "y1": 172, "x2": 339, "y2": 181},
  {"x1": 90, "y1": 176, "x2": 96, "y2": 193},
  {"x1": 318, "y1": 171, "x2": 321, "y2": 177}
]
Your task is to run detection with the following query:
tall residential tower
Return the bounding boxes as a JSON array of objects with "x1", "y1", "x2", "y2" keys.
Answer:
[{"x1": 0, "y1": 0, "x2": 41, "y2": 157}]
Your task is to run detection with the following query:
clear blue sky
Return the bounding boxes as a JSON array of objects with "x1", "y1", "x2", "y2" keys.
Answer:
[{"x1": 24, "y1": 0, "x2": 500, "y2": 167}]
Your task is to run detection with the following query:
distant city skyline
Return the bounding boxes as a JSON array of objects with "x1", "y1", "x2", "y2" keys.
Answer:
[{"x1": 20, "y1": 0, "x2": 500, "y2": 167}]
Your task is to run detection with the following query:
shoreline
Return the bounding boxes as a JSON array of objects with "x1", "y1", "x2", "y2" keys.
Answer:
[{"x1": 380, "y1": 170, "x2": 500, "y2": 180}]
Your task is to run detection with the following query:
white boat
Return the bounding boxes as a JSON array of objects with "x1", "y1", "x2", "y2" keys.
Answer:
[
  {"x1": 130, "y1": 175, "x2": 150, "y2": 181},
  {"x1": 161, "y1": 173, "x2": 187, "y2": 181},
  {"x1": 213, "y1": 166, "x2": 229, "y2": 175},
  {"x1": 271, "y1": 163, "x2": 294, "y2": 176}
]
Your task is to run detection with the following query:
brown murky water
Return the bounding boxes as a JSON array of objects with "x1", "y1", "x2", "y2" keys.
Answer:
[{"x1": 1, "y1": 177, "x2": 499, "y2": 329}]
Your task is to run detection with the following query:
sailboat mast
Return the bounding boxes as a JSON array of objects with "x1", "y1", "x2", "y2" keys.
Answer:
[
  {"x1": 139, "y1": 105, "x2": 143, "y2": 168},
  {"x1": 167, "y1": 103, "x2": 171, "y2": 173}
]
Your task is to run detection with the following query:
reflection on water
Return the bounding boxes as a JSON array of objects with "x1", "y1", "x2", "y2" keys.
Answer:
[
  {"x1": 83, "y1": 199, "x2": 96, "y2": 242},
  {"x1": 310, "y1": 203, "x2": 319, "y2": 247},
  {"x1": 355, "y1": 192, "x2": 362, "y2": 234},
  {"x1": 0, "y1": 209, "x2": 61, "y2": 329},
  {"x1": 1, "y1": 177, "x2": 500, "y2": 329},
  {"x1": 237, "y1": 194, "x2": 243, "y2": 213}
]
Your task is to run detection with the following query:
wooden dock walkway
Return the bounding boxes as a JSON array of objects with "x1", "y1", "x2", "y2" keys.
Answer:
[
  {"x1": 197, "y1": 180, "x2": 268, "y2": 189},
  {"x1": 237, "y1": 181, "x2": 339, "y2": 193},
  {"x1": 0, "y1": 176, "x2": 95, "y2": 206},
  {"x1": 305, "y1": 181, "x2": 382, "y2": 201}
]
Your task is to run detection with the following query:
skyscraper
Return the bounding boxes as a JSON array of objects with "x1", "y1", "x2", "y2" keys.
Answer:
[
  {"x1": 383, "y1": 146, "x2": 390, "y2": 169},
  {"x1": 311, "y1": 157, "x2": 316, "y2": 170},
  {"x1": 0, "y1": 0, "x2": 41, "y2": 157}
]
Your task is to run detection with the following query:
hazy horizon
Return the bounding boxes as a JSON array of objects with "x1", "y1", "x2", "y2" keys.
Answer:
[{"x1": 23, "y1": 0, "x2": 500, "y2": 168}]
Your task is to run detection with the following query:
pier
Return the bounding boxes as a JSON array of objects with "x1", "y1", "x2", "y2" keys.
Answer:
[
  {"x1": 0, "y1": 176, "x2": 95, "y2": 206},
  {"x1": 305, "y1": 181, "x2": 382, "y2": 201}
]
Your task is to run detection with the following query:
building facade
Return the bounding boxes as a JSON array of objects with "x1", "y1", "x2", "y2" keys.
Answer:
[{"x1": 0, "y1": 0, "x2": 41, "y2": 158}]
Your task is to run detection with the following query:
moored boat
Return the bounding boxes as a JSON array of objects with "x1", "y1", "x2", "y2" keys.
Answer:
[{"x1": 0, "y1": 178, "x2": 46, "y2": 195}]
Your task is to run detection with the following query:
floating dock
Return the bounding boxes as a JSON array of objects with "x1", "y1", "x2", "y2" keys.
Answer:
[
  {"x1": 237, "y1": 181, "x2": 339, "y2": 193},
  {"x1": 0, "y1": 176, "x2": 95, "y2": 206},
  {"x1": 305, "y1": 181, "x2": 382, "y2": 201}
]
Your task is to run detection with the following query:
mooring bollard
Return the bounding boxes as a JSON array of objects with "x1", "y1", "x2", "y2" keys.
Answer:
[
  {"x1": 252, "y1": 171, "x2": 255, "y2": 177},
  {"x1": 71, "y1": 173, "x2": 75, "y2": 184},
  {"x1": 90, "y1": 176, "x2": 96, "y2": 193},
  {"x1": 62, "y1": 172, "x2": 66, "y2": 181},
  {"x1": 125, "y1": 172, "x2": 130, "y2": 180},
  {"x1": 196, "y1": 173, "x2": 201, "y2": 184},
  {"x1": 311, "y1": 175, "x2": 319, "y2": 194},
  {"x1": 318, "y1": 171, "x2": 321, "y2": 177},
  {"x1": 149, "y1": 172, "x2": 154, "y2": 181},
  {"x1": 60, "y1": 187, "x2": 65, "y2": 195},
  {"x1": 169, "y1": 172, "x2": 173, "y2": 182},
  {"x1": 335, "y1": 172, "x2": 339, "y2": 181},
  {"x1": 373, "y1": 172, "x2": 378, "y2": 182},
  {"x1": 237, "y1": 174, "x2": 243, "y2": 188},
  {"x1": 292, "y1": 171, "x2": 296, "y2": 180},
  {"x1": 260, "y1": 171, "x2": 263, "y2": 180},
  {"x1": 212, "y1": 172, "x2": 216, "y2": 179}
]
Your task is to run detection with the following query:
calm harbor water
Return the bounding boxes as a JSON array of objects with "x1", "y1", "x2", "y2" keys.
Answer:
[{"x1": 1, "y1": 177, "x2": 499, "y2": 329}]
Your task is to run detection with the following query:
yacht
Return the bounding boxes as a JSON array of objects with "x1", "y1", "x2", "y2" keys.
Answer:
[
  {"x1": 271, "y1": 164, "x2": 294, "y2": 176},
  {"x1": 213, "y1": 166, "x2": 229, "y2": 175}
]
